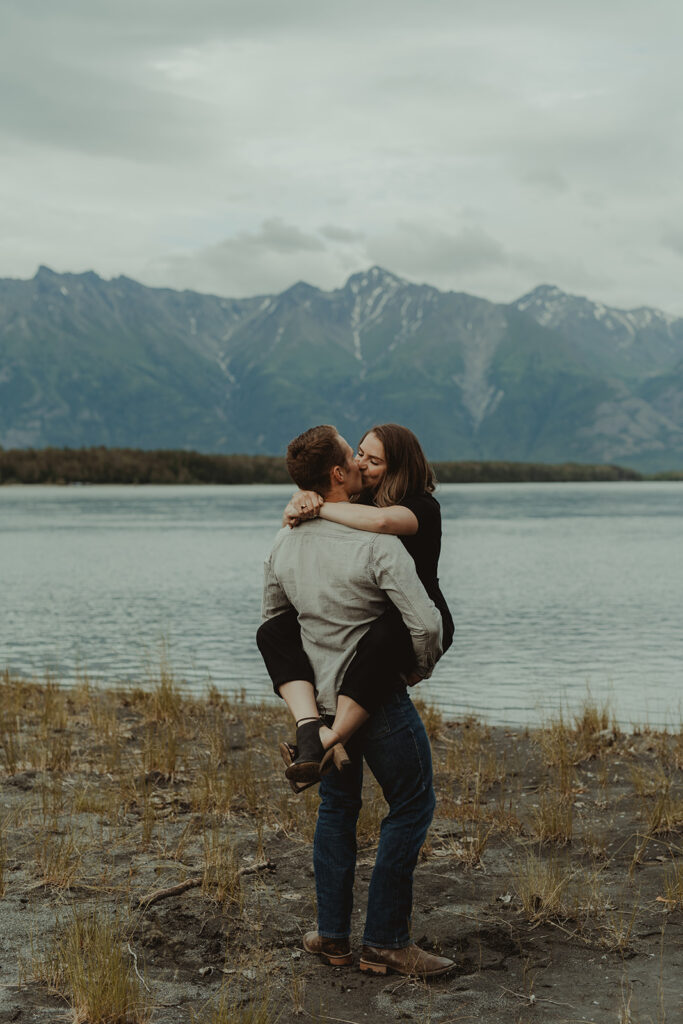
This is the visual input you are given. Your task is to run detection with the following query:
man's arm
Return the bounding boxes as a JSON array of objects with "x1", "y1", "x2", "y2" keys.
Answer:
[
  {"x1": 261, "y1": 553, "x2": 293, "y2": 621},
  {"x1": 370, "y1": 536, "x2": 443, "y2": 678}
]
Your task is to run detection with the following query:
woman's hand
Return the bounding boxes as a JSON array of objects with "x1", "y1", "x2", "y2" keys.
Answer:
[{"x1": 283, "y1": 490, "x2": 324, "y2": 528}]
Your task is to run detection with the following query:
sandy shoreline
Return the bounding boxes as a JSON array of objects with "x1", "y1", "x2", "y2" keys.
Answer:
[{"x1": 0, "y1": 672, "x2": 681, "y2": 1023}]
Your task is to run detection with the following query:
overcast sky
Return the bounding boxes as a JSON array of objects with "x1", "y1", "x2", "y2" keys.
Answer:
[{"x1": 3, "y1": 0, "x2": 683, "y2": 312}]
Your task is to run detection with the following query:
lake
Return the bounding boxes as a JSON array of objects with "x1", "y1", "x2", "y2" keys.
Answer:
[{"x1": 1, "y1": 483, "x2": 682, "y2": 726}]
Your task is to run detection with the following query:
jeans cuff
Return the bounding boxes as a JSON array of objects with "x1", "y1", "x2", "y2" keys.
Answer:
[
  {"x1": 362, "y1": 935, "x2": 410, "y2": 949},
  {"x1": 318, "y1": 929, "x2": 351, "y2": 939}
]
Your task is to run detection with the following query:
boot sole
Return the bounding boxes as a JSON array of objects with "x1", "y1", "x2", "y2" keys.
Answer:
[
  {"x1": 359, "y1": 959, "x2": 388, "y2": 975},
  {"x1": 359, "y1": 958, "x2": 454, "y2": 978},
  {"x1": 285, "y1": 759, "x2": 321, "y2": 783},
  {"x1": 279, "y1": 743, "x2": 316, "y2": 794}
]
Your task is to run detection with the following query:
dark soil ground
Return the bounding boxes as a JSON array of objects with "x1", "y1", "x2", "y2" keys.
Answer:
[{"x1": 0, "y1": 672, "x2": 681, "y2": 1024}]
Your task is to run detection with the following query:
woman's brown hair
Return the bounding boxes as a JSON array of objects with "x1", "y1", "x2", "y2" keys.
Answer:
[{"x1": 360, "y1": 423, "x2": 435, "y2": 507}]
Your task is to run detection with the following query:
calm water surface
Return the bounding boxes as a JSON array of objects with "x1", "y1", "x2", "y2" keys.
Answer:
[{"x1": 1, "y1": 483, "x2": 682, "y2": 726}]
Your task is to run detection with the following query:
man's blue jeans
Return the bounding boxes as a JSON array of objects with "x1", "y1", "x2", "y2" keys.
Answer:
[{"x1": 313, "y1": 690, "x2": 436, "y2": 949}]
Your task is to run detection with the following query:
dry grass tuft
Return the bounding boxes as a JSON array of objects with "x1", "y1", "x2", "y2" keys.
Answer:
[
  {"x1": 573, "y1": 700, "x2": 613, "y2": 745},
  {"x1": 564, "y1": 866, "x2": 611, "y2": 927},
  {"x1": 661, "y1": 859, "x2": 683, "y2": 910},
  {"x1": 30, "y1": 907, "x2": 153, "y2": 1024},
  {"x1": 440, "y1": 716, "x2": 503, "y2": 789},
  {"x1": 514, "y1": 851, "x2": 571, "y2": 923},
  {"x1": 647, "y1": 785, "x2": 683, "y2": 836},
  {"x1": 190, "y1": 979, "x2": 279, "y2": 1024},
  {"x1": 202, "y1": 827, "x2": 242, "y2": 907},
  {"x1": 147, "y1": 655, "x2": 184, "y2": 724},
  {"x1": 141, "y1": 720, "x2": 179, "y2": 778},
  {"x1": 599, "y1": 902, "x2": 639, "y2": 954},
  {"x1": 531, "y1": 789, "x2": 573, "y2": 846},
  {"x1": 432, "y1": 824, "x2": 493, "y2": 868},
  {"x1": 34, "y1": 830, "x2": 83, "y2": 890},
  {"x1": 0, "y1": 672, "x2": 28, "y2": 774},
  {"x1": 537, "y1": 699, "x2": 617, "y2": 772}
]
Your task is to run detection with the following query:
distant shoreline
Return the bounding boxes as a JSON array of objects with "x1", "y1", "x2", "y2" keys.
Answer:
[{"x1": 1, "y1": 446, "x2": 682, "y2": 485}]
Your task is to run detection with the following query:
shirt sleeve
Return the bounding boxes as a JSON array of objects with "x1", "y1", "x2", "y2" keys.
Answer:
[
  {"x1": 261, "y1": 553, "x2": 293, "y2": 621},
  {"x1": 370, "y1": 535, "x2": 443, "y2": 677}
]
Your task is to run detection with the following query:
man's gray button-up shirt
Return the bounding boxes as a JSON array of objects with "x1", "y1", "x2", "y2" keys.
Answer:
[{"x1": 262, "y1": 518, "x2": 442, "y2": 714}]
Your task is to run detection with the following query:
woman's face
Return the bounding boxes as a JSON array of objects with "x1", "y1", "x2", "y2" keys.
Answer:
[{"x1": 355, "y1": 432, "x2": 386, "y2": 491}]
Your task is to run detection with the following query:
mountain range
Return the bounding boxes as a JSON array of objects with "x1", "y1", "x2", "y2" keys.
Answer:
[{"x1": 2, "y1": 265, "x2": 683, "y2": 471}]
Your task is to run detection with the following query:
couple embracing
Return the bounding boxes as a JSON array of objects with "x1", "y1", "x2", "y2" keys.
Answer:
[{"x1": 257, "y1": 423, "x2": 455, "y2": 978}]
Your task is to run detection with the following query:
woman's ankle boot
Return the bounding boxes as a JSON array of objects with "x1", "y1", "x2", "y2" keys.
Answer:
[{"x1": 285, "y1": 718, "x2": 325, "y2": 783}]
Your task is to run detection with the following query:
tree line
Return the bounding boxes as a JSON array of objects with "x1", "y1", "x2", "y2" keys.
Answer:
[
  {"x1": 0, "y1": 447, "x2": 291, "y2": 485},
  {"x1": 0, "y1": 446, "x2": 662, "y2": 485},
  {"x1": 433, "y1": 460, "x2": 643, "y2": 483}
]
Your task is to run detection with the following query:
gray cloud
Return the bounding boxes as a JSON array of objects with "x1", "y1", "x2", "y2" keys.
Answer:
[
  {"x1": 1, "y1": 7, "x2": 214, "y2": 160},
  {"x1": 319, "y1": 225, "x2": 366, "y2": 243},
  {"x1": 519, "y1": 169, "x2": 570, "y2": 194},
  {"x1": 367, "y1": 223, "x2": 511, "y2": 277},
  {"x1": 238, "y1": 219, "x2": 325, "y2": 254},
  {"x1": 22, "y1": 0, "x2": 679, "y2": 40},
  {"x1": 145, "y1": 218, "x2": 535, "y2": 300},
  {"x1": 661, "y1": 230, "x2": 683, "y2": 259},
  {"x1": 2, "y1": 1, "x2": 683, "y2": 313},
  {"x1": 145, "y1": 218, "x2": 346, "y2": 296}
]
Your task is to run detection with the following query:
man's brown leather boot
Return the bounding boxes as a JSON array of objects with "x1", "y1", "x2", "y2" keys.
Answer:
[
  {"x1": 359, "y1": 943, "x2": 454, "y2": 978},
  {"x1": 303, "y1": 931, "x2": 353, "y2": 966}
]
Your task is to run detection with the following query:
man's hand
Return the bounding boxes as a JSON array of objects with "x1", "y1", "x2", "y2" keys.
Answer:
[
  {"x1": 283, "y1": 490, "x2": 324, "y2": 528},
  {"x1": 406, "y1": 671, "x2": 423, "y2": 687}
]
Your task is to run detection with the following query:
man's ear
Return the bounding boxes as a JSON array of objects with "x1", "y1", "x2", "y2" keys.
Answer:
[{"x1": 332, "y1": 465, "x2": 344, "y2": 484}]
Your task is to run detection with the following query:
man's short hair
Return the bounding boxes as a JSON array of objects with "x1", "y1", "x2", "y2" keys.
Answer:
[{"x1": 286, "y1": 425, "x2": 346, "y2": 494}]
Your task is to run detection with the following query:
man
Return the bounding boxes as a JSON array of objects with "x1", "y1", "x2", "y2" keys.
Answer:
[{"x1": 260, "y1": 424, "x2": 454, "y2": 978}]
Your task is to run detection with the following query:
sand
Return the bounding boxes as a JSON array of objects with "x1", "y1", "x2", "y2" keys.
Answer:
[{"x1": 0, "y1": 674, "x2": 681, "y2": 1024}]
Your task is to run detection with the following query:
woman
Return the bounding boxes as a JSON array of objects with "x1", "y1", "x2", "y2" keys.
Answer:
[{"x1": 257, "y1": 423, "x2": 453, "y2": 789}]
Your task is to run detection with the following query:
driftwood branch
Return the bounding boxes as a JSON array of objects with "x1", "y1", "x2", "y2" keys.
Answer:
[
  {"x1": 138, "y1": 860, "x2": 275, "y2": 909},
  {"x1": 238, "y1": 858, "x2": 275, "y2": 877},
  {"x1": 139, "y1": 876, "x2": 201, "y2": 909}
]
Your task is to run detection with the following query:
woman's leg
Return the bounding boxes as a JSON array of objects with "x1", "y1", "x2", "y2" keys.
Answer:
[
  {"x1": 256, "y1": 611, "x2": 339, "y2": 752},
  {"x1": 325, "y1": 606, "x2": 415, "y2": 748},
  {"x1": 278, "y1": 679, "x2": 338, "y2": 749},
  {"x1": 276, "y1": 679, "x2": 318, "y2": 722},
  {"x1": 256, "y1": 608, "x2": 314, "y2": 700},
  {"x1": 330, "y1": 599, "x2": 452, "y2": 748}
]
